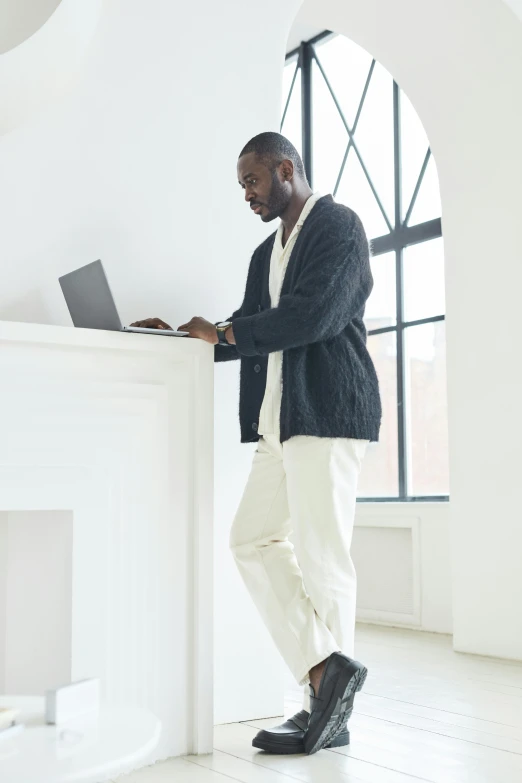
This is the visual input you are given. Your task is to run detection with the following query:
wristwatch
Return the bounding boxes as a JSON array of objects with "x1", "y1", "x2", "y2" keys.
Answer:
[{"x1": 216, "y1": 321, "x2": 232, "y2": 345}]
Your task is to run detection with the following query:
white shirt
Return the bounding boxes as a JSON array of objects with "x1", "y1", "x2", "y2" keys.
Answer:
[{"x1": 258, "y1": 192, "x2": 322, "y2": 437}]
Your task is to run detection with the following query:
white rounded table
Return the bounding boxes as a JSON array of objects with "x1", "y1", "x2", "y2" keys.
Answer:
[{"x1": 0, "y1": 696, "x2": 161, "y2": 783}]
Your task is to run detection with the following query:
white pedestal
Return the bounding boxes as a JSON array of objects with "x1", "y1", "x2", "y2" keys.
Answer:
[
  {"x1": 0, "y1": 321, "x2": 214, "y2": 769},
  {"x1": 0, "y1": 696, "x2": 161, "y2": 783}
]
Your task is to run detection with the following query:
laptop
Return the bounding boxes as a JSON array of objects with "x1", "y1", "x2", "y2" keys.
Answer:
[{"x1": 58, "y1": 260, "x2": 188, "y2": 337}]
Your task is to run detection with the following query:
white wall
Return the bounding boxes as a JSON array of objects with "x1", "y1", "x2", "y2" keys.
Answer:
[
  {"x1": 355, "y1": 503, "x2": 452, "y2": 635},
  {"x1": 0, "y1": 0, "x2": 62, "y2": 54},
  {"x1": 0, "y1": 0, "x2": 103, "y2": 135},
  {"x1": 0, "y1": 512, "x2": 73, "y2": 695},
  {"x1": 286, "y1": 19, "x2": 323, "y2": 53},
  {"x1": 294, "y1": 0, "x2": 522, "y2": 661},
  {"x1": 0, "y1": 0, "x2": 302, "y2": 724}
]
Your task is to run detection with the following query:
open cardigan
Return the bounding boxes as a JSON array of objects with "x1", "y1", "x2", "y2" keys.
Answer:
[{"x1": 215, "y1": 195, "x2": 382, "y2": 444}]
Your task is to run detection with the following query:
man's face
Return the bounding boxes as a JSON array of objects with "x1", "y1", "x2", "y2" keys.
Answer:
[{"x1": 237, "y1": 152, "x2": 292, "y2": 223}]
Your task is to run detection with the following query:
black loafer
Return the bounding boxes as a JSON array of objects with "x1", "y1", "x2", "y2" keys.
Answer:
[
  {"x1": 252, "y1": 709, "x2": 350, "y2": 754},
  {"x1": 304, "y1": 652, "x2": 368, "y2": 756}
]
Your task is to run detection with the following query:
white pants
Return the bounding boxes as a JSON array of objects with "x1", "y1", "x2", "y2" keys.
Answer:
[{"x1": 229, "y1": 434, "x2": 367, "y2": 711}]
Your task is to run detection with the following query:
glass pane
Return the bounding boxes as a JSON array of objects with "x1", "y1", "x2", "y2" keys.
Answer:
[
  {"x1": 353, "y1": 62, "x2": 394, "y2": 223},
  {"x1": 314, "y1": 35, "x2": 373, "y2": 129},
  {"x1": 281, "y1": 65, "x2": 302, "y2": 158},
  {"x1": 404, "y1": 321, "x2": 449, "y2": 496},
  {"x1": 312, "y1": 59, "x2": 348, "y2": 194},
  {"x1": 336, "y1": 148, "x2": 390, "y2": 239},
  {"x1": 365, "y1": 251, "x2": 396, "y2": 329},
  {"x1": 403, "y1": 238, "x2": 445, "y2": 322},
  {"x1": 407, "y1": 154, "x2": 442, "y2": 225},
  {"x1": 282, "y1": 59, "x2": 298, "y2": 116},
  {"x1": 401, "y1": 90, "x2": 430, "y2": 219},
  {"x1": 358, "y1": 332, "x2": 398, "y2": 497}
]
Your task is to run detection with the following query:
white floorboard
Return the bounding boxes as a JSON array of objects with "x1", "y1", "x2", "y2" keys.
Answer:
[{"x1": 113, "y1": 624, "x2": 522, "y2": 783}]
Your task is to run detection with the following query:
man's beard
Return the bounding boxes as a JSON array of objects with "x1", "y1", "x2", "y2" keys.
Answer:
[{"x1": 262, "y1": 171, "x2": 290, "y2": 222}]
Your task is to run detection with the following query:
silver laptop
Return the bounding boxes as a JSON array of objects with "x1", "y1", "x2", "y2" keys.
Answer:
[{"x1": 59, "y1": 260, "x2": 188, "y2": 337}]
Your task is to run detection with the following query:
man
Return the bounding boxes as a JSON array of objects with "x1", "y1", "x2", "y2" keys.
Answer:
[{"x1": 131, "y1": 132, "x2": 381, "y2": 755}]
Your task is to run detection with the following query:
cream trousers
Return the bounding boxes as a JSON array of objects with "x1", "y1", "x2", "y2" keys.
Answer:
[{"x1": 229, "y1": 434, "x2": 367, "y2": 709}]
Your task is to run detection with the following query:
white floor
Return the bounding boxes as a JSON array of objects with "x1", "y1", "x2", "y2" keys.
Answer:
[{"x1": 114, "y1": 623, "x2": 522, "y2": 783}]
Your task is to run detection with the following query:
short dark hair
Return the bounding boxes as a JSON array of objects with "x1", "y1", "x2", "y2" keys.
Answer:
[{"x1": 239, "y1": 132, "x2": 306, "y2": 179}]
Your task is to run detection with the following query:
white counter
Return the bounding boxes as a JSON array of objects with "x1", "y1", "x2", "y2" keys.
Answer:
[
  {"x1": 0, "y1": 695, "x2": 161, "y2": 783},
  {"x1": 0, "y1": 321, "x2": 214, "y2": 778}
]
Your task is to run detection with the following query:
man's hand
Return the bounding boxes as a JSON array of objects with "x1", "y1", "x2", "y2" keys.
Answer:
[
  {"x1": 130, "y1": 317, "x2": 173, "y2": 330},
  {"x1": 177, "y1": 316, "x2": 219, "y2": 344}
]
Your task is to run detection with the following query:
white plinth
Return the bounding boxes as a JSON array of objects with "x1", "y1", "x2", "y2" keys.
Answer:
[
  {"x1": 0, "y1": 321, "x2": 214, "y2": 770},
  {"x1": 0, "y1": 696, "x2": 161, "y2": 783}
]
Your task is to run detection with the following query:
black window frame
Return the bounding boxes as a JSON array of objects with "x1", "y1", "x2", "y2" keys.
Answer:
[{"x1": 284, "y1": 31, "x2": 448, "y2": 503}]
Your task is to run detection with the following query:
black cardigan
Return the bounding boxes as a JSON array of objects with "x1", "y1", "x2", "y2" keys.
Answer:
[{"x1": 215, "y1": 195, "x2": 382, "y2": 444}]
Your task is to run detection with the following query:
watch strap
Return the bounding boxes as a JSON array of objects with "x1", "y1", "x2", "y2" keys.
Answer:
[{"x1": 216, "y1": 323, "x2": 231, "y2": 345}]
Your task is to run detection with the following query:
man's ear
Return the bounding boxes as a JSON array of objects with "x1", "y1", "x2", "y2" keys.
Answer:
[{"x1": 280, "y1": 159, "x2": 294, "y2": 182}]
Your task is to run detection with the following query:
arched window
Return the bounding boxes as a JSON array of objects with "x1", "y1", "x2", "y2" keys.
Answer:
[{"x1": 283, "y1": 32, "x2": 449, "y2": 500}]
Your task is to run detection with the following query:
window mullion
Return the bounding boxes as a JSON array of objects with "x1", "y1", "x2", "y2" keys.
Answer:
[
  {"x1": 300, "y1": 42, "x2": 313, "y2": 186},
  {"x1": 393, "y1": 81, "x2": 407, "y2": 499}
]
